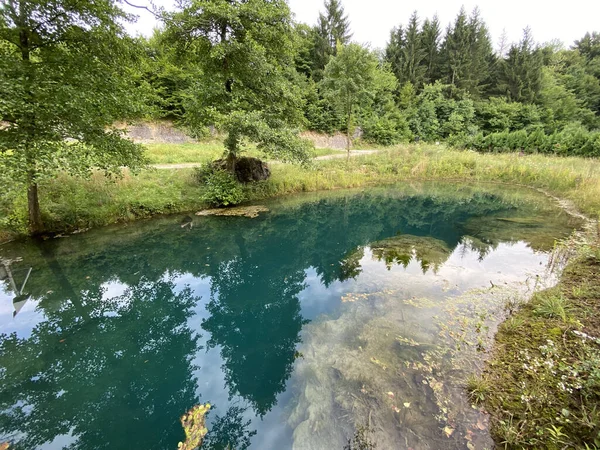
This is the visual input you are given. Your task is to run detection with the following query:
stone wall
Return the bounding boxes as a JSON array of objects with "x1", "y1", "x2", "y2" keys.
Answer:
[{"x1": 117, "y1": 121, "x2": 195, "y2": 144}]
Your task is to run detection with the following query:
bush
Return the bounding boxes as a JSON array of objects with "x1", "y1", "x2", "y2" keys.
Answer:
[
  {"x1": 200, "y1": 169, "x2": 246, "y2": 207},
  {"x1": 456, "y1": 127, "x2": 600, "y2": 156},
  {"x1": 361, "y1": 114, "x2": 412, "y2": 146}
]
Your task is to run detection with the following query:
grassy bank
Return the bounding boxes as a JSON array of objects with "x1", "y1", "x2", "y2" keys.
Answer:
[
  {"x1": 473, "y1": 230, "x2": 600, "y2": 448},
  {"x1": 1, "y1": 143, "x2": 599, "y2": 239}
]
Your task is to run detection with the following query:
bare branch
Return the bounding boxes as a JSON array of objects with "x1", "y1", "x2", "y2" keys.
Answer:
[{"x1": 122, "y1": 0, "x2": 160, "y2": 18}]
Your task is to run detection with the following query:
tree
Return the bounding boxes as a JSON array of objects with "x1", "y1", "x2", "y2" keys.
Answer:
[
  {"x1": 420, "y1": 15, "x2": 442, "y2": 84},
  {"x1": 439, "y1": 7, "x2": 493, "y2": 97},
  {"x1": 401, "y1": 12, "x2": 427, "y2": 88},
  {"x1": 321, "y1": 43, "x2": 396, "y2": 158},
  {"x1": 311, "y1": 0, "x2": 352, "y2": 78},
  {"x1": 498, "y1": 28, "x2": 544, "y2": 103},
  {"x1": 0, "y1": 0, "x2": 147, "y2": 235},
  {"x1": 166, "y1": 0, "x2": 311, "y2": 172}
]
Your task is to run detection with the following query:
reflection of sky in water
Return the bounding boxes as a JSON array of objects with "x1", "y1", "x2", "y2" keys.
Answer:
[
  {"x1": 0, "y1": 184, "x2": 581, "y2": 450},
  {"x1": 0, "y1": 239, "x2": 551, "y2": 449}
]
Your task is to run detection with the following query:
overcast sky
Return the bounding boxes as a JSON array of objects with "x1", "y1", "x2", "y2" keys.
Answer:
[{"x1": 124, "y1": 0, "x2": 599, "y2": 51}]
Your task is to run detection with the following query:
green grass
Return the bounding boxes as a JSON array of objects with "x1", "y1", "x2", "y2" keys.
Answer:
[
  {"x1": 480, "y1": 239, "x2": 600, "y2": 448},
  {"x1": 2, "y1": 143, "x2": 600, "y2": 239},
  {"x1": 144, "y1": 140, "x2": 342, "y2": 165},
  {"x1": 144, "y1": 142, "x2": 225, "y2": 164}
]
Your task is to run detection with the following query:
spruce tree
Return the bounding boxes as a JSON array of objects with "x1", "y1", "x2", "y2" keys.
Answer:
[
  {"x1": 311, "y1": 0, "x2": 352, "y2": 78},
  {"x1": 439, "y1": 7, "x2": 493, "y2": 97},
  {"x1": 498, "y1": 28, "x2": 544, "y2": 103},
  {"x1": 385, "y1": 25, "x2": 405, "y2": 85},
  {"x1": 401, "y1": 12, "x2": 427, "y2": 88},
  {"x1": 420, "y1": 15, "x2": 442, "y2": 84}
]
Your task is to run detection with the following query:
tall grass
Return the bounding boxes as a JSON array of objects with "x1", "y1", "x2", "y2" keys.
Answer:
[{"x1": 2, "y1": 143, "x2": 599, "y2": 237}]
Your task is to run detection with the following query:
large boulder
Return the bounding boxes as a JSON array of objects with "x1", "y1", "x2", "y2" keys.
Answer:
[{"x1": 233, "y1": 157, "x2": 271, "y2": 182}]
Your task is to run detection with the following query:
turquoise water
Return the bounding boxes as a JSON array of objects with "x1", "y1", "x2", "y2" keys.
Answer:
[{"x1": 0, "y1": 183, "x2": 582, "y2": 450}]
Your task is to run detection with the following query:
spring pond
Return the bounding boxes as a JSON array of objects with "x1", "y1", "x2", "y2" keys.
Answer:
[{"x1": 0, "y1": 182, "x2": 583, "y2": 450}]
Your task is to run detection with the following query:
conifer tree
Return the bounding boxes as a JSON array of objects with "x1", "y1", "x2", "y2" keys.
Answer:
[
  {"x1": 385, "y1": 25, "x2": 405, "y2": 85},
  {"x1": 439, "y1": 7, "x2": 493, "y2": 97},
  {"x1": 420, "y1": 15, "x2": 442, "y2": 83},
  {"x1": 498, "y1": 28, "x2": 544, "y2": 103},
  {"x1": 311, "y1": 0, "x2": 352, "y2": 78},
  {"x1": 401, "y1": 12, "x2": 427, "y2": 88}
]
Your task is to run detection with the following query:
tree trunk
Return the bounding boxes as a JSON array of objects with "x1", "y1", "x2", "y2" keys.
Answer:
[
  {"x1": 27, "y1": 175, "x2": 43, "y2": 235},
  {"x1": 346, "y1": 109, "x2": 352, "y2": 162},
  {"x1": 225, "y1": 152, "x2": 237, "y2": 173}
]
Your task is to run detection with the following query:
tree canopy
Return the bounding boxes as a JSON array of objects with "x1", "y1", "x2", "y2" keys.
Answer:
[{"x1": 0, "y1": 0, "x2": 147, "y2": 234}]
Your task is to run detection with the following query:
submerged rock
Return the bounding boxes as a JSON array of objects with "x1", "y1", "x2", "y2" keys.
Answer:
[
  {"x1": 195, "y1": 205, "x2": 269, "y2": 218},
  {"x1": 368, "y1": 234, "x2": 451, "y2": 273}
]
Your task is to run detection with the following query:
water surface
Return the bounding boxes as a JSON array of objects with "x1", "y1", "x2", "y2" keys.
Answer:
[{"x1": 0, "y1": 183, "x2": 582, "y2": 449}]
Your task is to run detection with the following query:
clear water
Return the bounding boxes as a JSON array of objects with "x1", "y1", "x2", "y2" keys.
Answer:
[{"x1": 0, "y1": 183, "x2": 582, "y2": 450}]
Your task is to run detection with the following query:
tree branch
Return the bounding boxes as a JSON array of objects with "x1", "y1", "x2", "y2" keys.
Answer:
[{"x1": 122, "y1": 0, "x2": 160, "y2": 18}]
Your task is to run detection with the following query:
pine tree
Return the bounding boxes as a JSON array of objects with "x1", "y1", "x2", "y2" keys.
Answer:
[
  {"x1": 498, "y1": 28, "x2": 544, "y2": 103},
  {"x1": 311, "y1": 0, "x2": 352, "y2": 78},
  {"x1": 420, "y1": 15, "x2": 442, "y2": 84}
]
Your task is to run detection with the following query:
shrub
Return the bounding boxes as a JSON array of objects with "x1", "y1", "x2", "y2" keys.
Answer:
[{"x1": 200, "y1": 169, "x2": 246, "y2": 207}]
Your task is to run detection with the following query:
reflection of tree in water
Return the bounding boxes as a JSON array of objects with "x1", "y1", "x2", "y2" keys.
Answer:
[
  {"x1": 0, "y1": 278, "x2": 201, "y2": 450},
  {"x1": 202, "y1": 405, "x2": 257, "y2": 450},
  {"x1": 202, "y1": 240, "x2": 308, "y2": 416},
  {"x1": 0, "y1": 184, "x2": 578, "y2": 448}
]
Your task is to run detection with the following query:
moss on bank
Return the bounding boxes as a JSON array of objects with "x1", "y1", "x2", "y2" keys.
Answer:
[
  {"x1": 1, "y1": 144, "x2": 599, "y2": 240},
  {"x1": 478, "y1": 231, "x2": 600, "y2": 448}
]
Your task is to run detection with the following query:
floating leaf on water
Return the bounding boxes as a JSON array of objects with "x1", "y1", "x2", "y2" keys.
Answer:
[
  {"x1": 443, "y1": 426, "x2": 455, "y2": 438},
  {"x1": 179, "y1": 403, "x2": 211, "y2": 450}
]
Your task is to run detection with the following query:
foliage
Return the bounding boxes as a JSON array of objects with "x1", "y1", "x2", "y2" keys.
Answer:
[
  {"x1": 311, "y1": 0, "x2": 352, "y2": 79},
  {"x1": 321, "y1": 43, "x2": 397, "y2": 150},
  {"x1": 456, "y1": 125, "x2": 600, "y2": 156},
  {"x1": 179, "y1": 404, "x2": 211, "y2": 450},
  {"x1": 200, "y1": 169, "x2": 246, "y2": 207},
  {"x1": 0, "y1": 0, "x2": 148, "y2": 233},
  {"x1": 165, "y1": 0, "x2": 310, "y2": 164}
]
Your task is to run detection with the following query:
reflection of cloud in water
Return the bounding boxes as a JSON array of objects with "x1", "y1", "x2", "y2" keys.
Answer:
[
  {"x1": 172, "y1": 273, "x2": 294, "y2": 449},
  {"x1": 286, "y1": 240, "x2": 554, "y2": 450},
  {"x1": 0, "y1": 288, "x2": 45, "y2": 338}
]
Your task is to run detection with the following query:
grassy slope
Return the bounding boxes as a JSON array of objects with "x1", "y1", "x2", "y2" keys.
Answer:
[{"x1": 2, "y1": 143, "x2": 600, "y2": 239}]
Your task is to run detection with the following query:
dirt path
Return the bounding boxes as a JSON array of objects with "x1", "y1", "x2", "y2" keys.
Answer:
[
  {"x1": 313, "y1": 149, "x2": 379, "y2": 160},
  {"x1": 151, "y1": 150, "x2": 380, "y2": 170}
]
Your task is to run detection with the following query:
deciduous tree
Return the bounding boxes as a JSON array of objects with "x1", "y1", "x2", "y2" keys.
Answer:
[{"x1": 0, "y1": 0, "x2": 147, "y2": 234}]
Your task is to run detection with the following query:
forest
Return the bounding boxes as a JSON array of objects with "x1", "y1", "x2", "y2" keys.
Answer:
[{"x1": 135, "y1": 1, "x2": 600, "y2": 153}]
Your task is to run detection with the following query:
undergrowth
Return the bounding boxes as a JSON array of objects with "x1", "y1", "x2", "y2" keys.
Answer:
[{"x1": 480, "y1": 236, "x2": 600, "y2": 448}]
